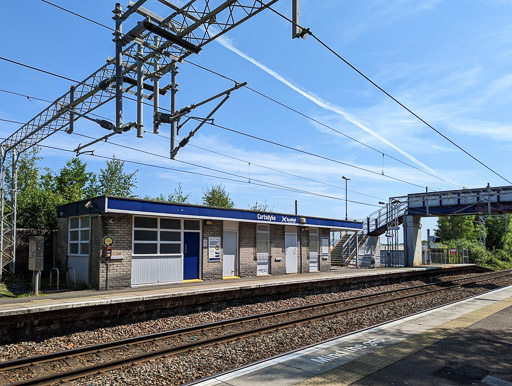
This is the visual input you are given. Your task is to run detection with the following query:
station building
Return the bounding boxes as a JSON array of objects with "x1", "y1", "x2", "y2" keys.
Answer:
[{"x1": 57, "y1": 196, "x2": 362, "y2": 289}]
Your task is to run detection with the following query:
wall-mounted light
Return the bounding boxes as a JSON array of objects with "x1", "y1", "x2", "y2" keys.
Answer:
[{"x1": 205, "y1": 220, "x2": 213, "y2": 225}]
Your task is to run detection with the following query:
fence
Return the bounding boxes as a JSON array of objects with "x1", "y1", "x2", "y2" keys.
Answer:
[{"x1": 428, "y1": 247, "x2": 469, "y2": 264}]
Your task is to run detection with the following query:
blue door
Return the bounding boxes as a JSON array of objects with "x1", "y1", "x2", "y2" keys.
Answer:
[{"x1": 184, "y1": 232, "x2": 200, "y2": 280}]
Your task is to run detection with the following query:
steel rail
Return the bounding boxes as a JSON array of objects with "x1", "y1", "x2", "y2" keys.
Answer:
[{"x1": 1, "y1": 270, "x2": 510, "y2": 385}]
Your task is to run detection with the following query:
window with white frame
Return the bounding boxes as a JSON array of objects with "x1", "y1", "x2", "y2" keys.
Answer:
[
  {"x1": 133, "y1": 217, "x2": 200, "y2": 255},
  {"x1": 256, "y1": 224, "x2": 270, "y2": 254},
  {"x1": 309, "y1": 228, "x2": 319, "y2": 253},
  {"x1": 69, "y1": 216, "x2": 90, "y2": 255}
]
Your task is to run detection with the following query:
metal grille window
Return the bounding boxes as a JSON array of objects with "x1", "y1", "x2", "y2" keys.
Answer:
[
  {"x1": 133, "y1": 216, "x2": 182, "y2": 255},
  {"x1": 309, "y1": 228, "x2": 319, "y2": 253},
  {"x1": 256, "y1": 224, "x2": 269, "y2": 254},
  {"x1": 69, "y1": 216, "x2": 90, "y2": 256}
]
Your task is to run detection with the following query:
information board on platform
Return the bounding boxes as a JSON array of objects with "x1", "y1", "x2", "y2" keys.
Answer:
[{"x1": 208, "y1": 237, "x2": 221, "y2": 262}]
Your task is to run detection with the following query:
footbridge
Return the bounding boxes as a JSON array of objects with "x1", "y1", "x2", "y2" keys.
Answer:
[{"x1": 332, "y1": 185, "x2": 512, "y2": 267}]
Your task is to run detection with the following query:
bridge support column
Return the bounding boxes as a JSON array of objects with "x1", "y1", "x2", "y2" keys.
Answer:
[{"x1": 404, "y1": 215, "x2": 422, "y2": 266}]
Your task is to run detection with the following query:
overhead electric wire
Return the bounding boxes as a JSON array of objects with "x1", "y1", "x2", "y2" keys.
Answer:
[
  {"x1": 183, "y1": 60, "x2": 459, "y2": 189},
  {"x1": 0, "y1": 118, "x2": 25, "y2": 125},
  {"x1": 262, "y1": 3, "x2": 511, "y2": 185},
  {"x1": 40, "y1": 0, "x2": 114, "y2": 32},
  {"x1": 0, "y1": 56, "x2": 79, "y2": 83},
  {"x1": 0, "y1": 88, "x2": 53, "y2": 104},
  {"x1": 33, "y1": 0, "x2": 460, "y2": 189},
  {"x1": 70, "y1": 131, "x2": 380, "y2": 207},
  {"x1": 37, "y1": 0, "x2": 460, "y2": 188},
  {"x1": 144, "y1": 130, "x2": 386, "y2": 201},
  {"x1": 0, "y1": 88, "x2": 115, "y2": 125},
  {"x1": 193, "y1": 118, "x2": 426, "y2": 189}
]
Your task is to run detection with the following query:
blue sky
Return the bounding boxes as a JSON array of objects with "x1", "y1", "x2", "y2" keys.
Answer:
[{"x1": 1, "y1": 0, "x2": 512, "y2": 238}]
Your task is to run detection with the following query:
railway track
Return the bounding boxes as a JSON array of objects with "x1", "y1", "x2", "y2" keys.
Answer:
[{"x1": 1, "y1": 270, "x2": 510, "y2": 385}]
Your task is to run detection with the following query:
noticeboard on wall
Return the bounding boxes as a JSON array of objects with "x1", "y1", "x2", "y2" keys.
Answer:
[
  {"x1": 208, "y1": 237, "x2": 221, "y2": 262},
  {"x1": 321, "y1": 237, "x2": 329, "y2": 256}
]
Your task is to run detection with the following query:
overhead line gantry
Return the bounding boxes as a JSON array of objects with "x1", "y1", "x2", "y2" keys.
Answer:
[{"x1": 0, "y1": 0, "x2": 282, "y2": 277}]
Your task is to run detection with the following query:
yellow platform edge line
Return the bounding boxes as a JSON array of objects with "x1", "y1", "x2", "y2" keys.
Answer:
[
  {"x1": 298, "y1": 295, "x2": 512, "y2": 386},
  {"x1": 223, "y1": 276, "x2": 240, "y2": 280},
  {"x1": 183, "y1": 279, "x2": 203, "y2": 283}
]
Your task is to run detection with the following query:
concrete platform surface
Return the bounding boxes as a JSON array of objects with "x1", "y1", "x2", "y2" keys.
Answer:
[
  {"x1": 0, "y1": 265, "x2": 470, "y2": 317},
  {"x1": 197, "y1": 284, "x2": 512, "y2": 386}
]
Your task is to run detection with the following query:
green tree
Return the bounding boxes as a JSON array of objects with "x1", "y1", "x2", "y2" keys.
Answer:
[
  {"x1": 202, "y1": 184, "x2": 234, "y2": 208},
  {"x1": 15, "y1": 149, "x2": 59, "y2": 229},
  {"x1": 435, "y1": 215, "x2": 478, "y2": 242},
  {"x1": 55, "y1": 157, "x2": 97, "y2": 202},
  {"x1": 484, "y1": 215, "x2": 511, "y2": 250},
  {"x1": 249, "y1": 200, "x2": 273, "y2": 212},
  {"x1": 168, "y1": 184, "x2": 190, "y2": 204},
  {"x1": 98, "y1": 156, "x2": 138, "y2": 197}
]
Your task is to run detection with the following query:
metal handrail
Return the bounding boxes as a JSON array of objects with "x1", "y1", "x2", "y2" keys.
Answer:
[
  {"x1": 67, "y1": 267, "x2": 76, "y2": 288},
  {"x1": 50, "y1": 267, "x2": 59, "y2": 291}
]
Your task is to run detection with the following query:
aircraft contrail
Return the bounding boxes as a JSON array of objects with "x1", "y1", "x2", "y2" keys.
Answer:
[{"x1": 216, "y1": 36, "x2": 437, "y2": 175}]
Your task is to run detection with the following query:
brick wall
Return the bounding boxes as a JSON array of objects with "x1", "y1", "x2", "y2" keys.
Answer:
[
  {"x1": 270, "y1": 225, "x2": 285, "y2": 275},
  {"x1": 239, "y1": 222, "x2": 256, "y2": 277},
  {"x1": 300, "y1": 228, "x2": 309, "y2": 273},
  {"x1": 96, "y1": 214, "x2": 132, "y2": 290},
  {"x1": 202, "y1": 220, "x2": 223, "y2": 281},
  {"x1": 57, "y1": 218, "x2": 68, "y2": 273},
  {"x1": 320, "y1": 228, "x2": 331, "y2": 272}
]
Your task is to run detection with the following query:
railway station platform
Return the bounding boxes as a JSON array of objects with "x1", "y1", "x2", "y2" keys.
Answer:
[
  {"x1": 0, "y1": 265, "x2": 475, "y2": 318},
  {"x1": 197, "y1": 284, "x2": 512, "y2": 386}
]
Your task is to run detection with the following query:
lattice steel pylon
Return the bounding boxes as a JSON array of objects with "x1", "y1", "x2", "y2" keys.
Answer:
[{"x1": 0, "y1": 0, "x2": 280, "y2": 277}]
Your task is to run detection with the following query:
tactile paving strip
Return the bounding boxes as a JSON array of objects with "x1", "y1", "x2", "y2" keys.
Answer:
[{"x1": 298, "y1": 297, "x2": 512, "y2": 385}]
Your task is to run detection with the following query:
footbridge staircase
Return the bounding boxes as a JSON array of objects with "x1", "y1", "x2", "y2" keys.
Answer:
[{"x1": 331, "y1": 184, "x2": 512, "y2": 268}]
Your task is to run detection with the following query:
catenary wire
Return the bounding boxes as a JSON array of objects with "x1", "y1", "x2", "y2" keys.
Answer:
[
  {"x1": 193, "y1": 118, "x2": 426, "y2": 189},
  {"x1": 0, "y1": 9, "x2": 455, "y2": 193},
  {"x1": 70, "y1": 131, "x2": 380, "y2": 207},
  {"x1": 144, "y1": 130, "x2": 386, "y2": 201},
  {"x1": 0, "y1": 106, "x2": 384, "y2": 201},
  {"x1": 1, "y1": 55, "x2": 442, "y2": 193},
  {"x1": 0, "y1": 118, "x2": 25, "y2": 125},
  {"x1": 0, "y1": 83, "x2": 416, "y2": 199},
  {"x1": 33, "y1": 0, "x2": 460, "y2": 189},
  {"x1": 40, "y1": 0, "x2": 114, "y2": 31},
  {"x1": 262, "y1": 3, "x2": 511, "y2": 185},
  {"x1": 0, "y1": 56, "x2": 79, "y2": 83},
  {"x1": 184, "y1": 59, "x2": 459, "y2": 189}
]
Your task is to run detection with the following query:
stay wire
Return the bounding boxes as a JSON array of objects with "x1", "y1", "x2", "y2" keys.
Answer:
[{"x1": 262, "y1": 3, "x2": 511, "y2": 185}]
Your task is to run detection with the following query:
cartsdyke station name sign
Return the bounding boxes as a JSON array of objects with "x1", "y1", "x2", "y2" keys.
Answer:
[{"x1": 257, "y1": 213, "x2": 297, "y2": 224}]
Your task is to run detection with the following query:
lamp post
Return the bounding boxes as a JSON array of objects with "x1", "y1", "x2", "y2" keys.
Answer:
[{"x1": 342, "y1": 176, "x2": 350, "y2": 221}]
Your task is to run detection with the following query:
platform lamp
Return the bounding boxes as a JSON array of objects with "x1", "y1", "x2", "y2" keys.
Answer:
[{"x1": 342, "y1": 176, "x2": 350, "y2": 221}]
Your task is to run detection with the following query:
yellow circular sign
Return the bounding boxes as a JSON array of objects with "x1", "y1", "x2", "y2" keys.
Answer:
[
  {"x1": 215, "y1": 245, "x2": 220, "y2": 251},
  {"x1": 102, "y1": 236, "x2": 115, "y2": 247}
]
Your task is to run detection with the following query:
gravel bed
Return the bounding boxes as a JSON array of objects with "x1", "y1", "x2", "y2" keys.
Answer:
[
  {"x1": 74, "y1": 276, "x2": 512, "y2": 385},
  {"x1": 0, "y1": 272, "x2": 500, "y2": 364},
  {"x1": 0, "y1": 272, "x2": 509, "y2": 385}
]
